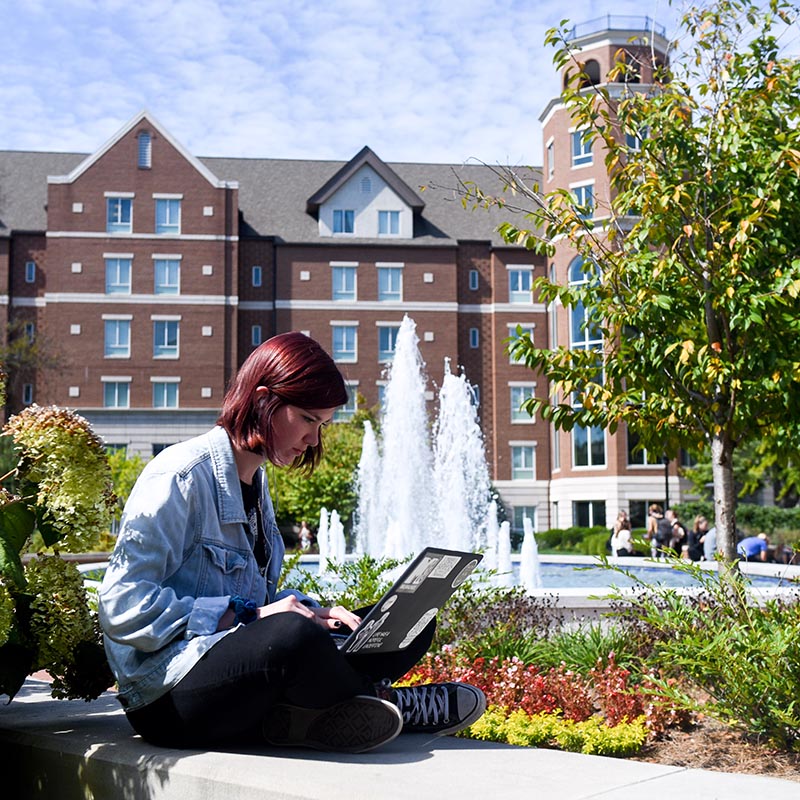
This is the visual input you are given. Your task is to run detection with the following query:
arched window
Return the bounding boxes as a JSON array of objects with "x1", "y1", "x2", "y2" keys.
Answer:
[{"x1": 579, "y1": 59, "x2": 601, "y2": 88}]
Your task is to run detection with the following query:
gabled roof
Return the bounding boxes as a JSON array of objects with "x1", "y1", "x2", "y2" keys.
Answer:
[
  {"x1": 306, "y1": 145, "x2": 424, "y2": 216},
  {"x1": 46, "y1": 110, "x2": 237, "y2": 190}
]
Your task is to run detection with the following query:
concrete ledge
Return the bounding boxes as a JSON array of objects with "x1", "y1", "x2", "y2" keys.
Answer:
[{"x1": 2, "y1": 680, "x2": 798, "y2": 800}]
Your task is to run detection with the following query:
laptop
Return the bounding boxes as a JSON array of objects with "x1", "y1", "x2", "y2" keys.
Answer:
[{"x1": 335, "y1": 547, "x2": 482, "y2": 654}]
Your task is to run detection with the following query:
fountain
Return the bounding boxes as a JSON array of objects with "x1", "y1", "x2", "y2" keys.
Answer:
[{"x1": 347, "y1": 314, "x2": 538, "y2": 589}]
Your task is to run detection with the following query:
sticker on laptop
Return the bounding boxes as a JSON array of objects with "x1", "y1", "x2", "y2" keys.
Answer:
[{"x1": 398, "y1": 608, "x2": 438, "y2": 649}]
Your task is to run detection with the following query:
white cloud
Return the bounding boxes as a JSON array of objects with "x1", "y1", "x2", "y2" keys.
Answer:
[{"x1": 0, "y1": 0, "x2": 690, "y2": 163}]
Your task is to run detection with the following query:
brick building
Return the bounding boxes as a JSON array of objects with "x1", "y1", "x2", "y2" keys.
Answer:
[{"x1": 0, "y1": 17, "x2": 689, "y2": 533}]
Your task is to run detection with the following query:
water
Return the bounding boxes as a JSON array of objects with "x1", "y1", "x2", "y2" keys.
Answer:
[{"x1": 352, "y1": 315, "x2": 495, "y2": 560}]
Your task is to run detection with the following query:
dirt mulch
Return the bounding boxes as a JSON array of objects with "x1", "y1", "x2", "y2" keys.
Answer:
[{"x1": 631, "y1": 716, "x2": 800, "y2": 782}]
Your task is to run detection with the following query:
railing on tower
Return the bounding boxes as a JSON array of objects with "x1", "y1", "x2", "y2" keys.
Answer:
[{"x1": 565, "y1": 15, "x2": 666, "y2": 41}]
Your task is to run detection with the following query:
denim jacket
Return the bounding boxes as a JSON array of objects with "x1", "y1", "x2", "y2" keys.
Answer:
[{"x1": 98, "y1": 426, "x2": 316, "y2": 711}]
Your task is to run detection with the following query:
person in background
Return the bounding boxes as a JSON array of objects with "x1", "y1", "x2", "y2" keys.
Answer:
[
  {"x1": 687, "y1": 515, "x2": 709, "y2": 562},
  {"x1": 610, "y1": 510, "x2": 634, "y2": 557},
  {"x1": 99, "y1": 331, "x2": 485, "y2": 755},
  {"x1": 737, "y1": 532, "x2": 770, "y2": 562},
  {"x1": 299, "y1": 520, "x2": 313, "y2": 552},
  {"x1": 665, "y1": 508, "x2": 688, "y2": 555}
]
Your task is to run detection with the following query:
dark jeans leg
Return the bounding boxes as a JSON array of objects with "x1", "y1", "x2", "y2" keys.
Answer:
[{"x1": 127, "y1": 612, "x2": 375, "y2": 748}]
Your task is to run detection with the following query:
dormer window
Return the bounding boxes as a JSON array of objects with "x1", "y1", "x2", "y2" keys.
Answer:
[
  {"x1": 138, "y1": 132, "x2": 152, "y2": 169},
  {"x1": 378, "y1": 210, "x2": 400, "y2": 236},
  {"x1": 333, "y1": 209, "x2": 354, "y2": 234}
]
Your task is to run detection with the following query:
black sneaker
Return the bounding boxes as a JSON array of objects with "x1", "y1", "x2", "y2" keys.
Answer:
[
  {"x1": 390, "y1": 682, "x2": 486, "y2": 736},
  {"x1": 262, "y1": 695, "x2": 403, "y2": 753}
]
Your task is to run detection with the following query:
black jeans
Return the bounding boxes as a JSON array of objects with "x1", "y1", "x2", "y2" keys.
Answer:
[{"x1": 126, "y1": 609, "x2": 434, "y2": 748}]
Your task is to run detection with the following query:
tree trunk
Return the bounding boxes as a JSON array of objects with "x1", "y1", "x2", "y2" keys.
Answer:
[{"x1": 711, "y1": 432, "x2": 737, "y2": 561}]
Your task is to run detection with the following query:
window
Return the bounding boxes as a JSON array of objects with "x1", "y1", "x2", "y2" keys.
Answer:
[
  {"x1": 333, "y1": 209, "x2": 354, "y2": 234},
  {"x1": 571, "y1": 129, "x2": 593, "y2": 166},
  {"x1": 105, "y1": 258, "x2": 132, "y2": 294},
  {"x1": 377, "y1": 266, "x2": 402, "y2": 301},
  {"x1": 251, "y1": 325, "x2": 262, "y2": 346},
  {"x1": 361, "y1": 176, "x2": 372, "y2": 194},
  {"x1": 511, "y1": 445, "x2": 535, "y2": 480},
  {"x1": 508, "y1": 268, "x2": 532, "y2": 303},
  {"x1": 251, "y1": 265, "x2": 262, "y2": 287},
  {"x1": 469, "y1": 270, "x2": 479, "y2": 290},
  {"x1": 138, "y1": 132, "x2": 152, "y2": 168},
  {"x1": 569, "y1": 256, "x2": 605, "y2": 467},
  {"x1": 103, "y1": 381, "x2": 130, "y2": 408},
  {"x1": 572, "y1": 183, "x2": 595, "y2": 218},
  {"x1": 154, "y1": 259, "x2": 180, "y2": 294},
  {"x1": 627, "y1": 428, "x2": 663, "y2": 465},
  {"x1": 508, "y1": 325, "x2": 534, "y2": 364},
  {"x1": 25, "y1": 261, "x2": 36, "y2": 283},
  {"x1": 104, "y1": 319, "x2": 131, "y2": 358},
  {"x1": 512, "y1": 506, "x2": 537, "y2": 536},
  {"x1": 378, "y1": 325, "x2": 400, "y2": 361},
  {"x1": 152, "y1": 381, "x2": 179, "y2": 408},
  {"x1": 510, "y1": 385, "x2": 535, "y2": 422},
  {"x1": 332, "y1": 325, "x2": 357, "y2": 362},
  {"x1": 332, "y1": 265, "x2": 357, "y2": 301},
  {"x1": 24, "y1": 322, "x2": 35, "y2": 343},
  {"x1": 378, "y1": 210, "x2": 400, "y2": 235},
  {"x1": 155, "y1": 198, "x2": 181, "y2": 235},
  {"x1": 333, "y1": 384, "x2": 358, "y2": 421},
  {"x1": 22, "y1": 383, "x2": 33, "y2": 405},
  {"x1": 153, "y1": 320, "x2": 179, "y2": 358},
  {"x1": 107, "y1": 197, "x2": 132, "y2": 234},
  {"x1": 469, "y1": 328, "x2": 479, "y2": 348},
  {"x1": 546, "y1": 140, "x2": 555, "y2": 179},
  {"x1": 573, "y1": 500, "x2": 606, "y2": 528}
]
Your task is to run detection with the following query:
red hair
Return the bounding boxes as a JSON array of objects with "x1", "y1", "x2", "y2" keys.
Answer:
[{"x1": 217, "y1": 332, "x2": 348, "y2": 470}]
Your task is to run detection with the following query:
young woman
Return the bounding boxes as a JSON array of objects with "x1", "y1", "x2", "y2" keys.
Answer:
[{"x1": 99, "y1": 332, "x2": 485, "y2": 754}]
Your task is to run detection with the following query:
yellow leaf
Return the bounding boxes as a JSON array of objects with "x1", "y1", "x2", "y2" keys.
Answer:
[{"x1": 726, "y1": 286, "x2": 734, "y2": 298}]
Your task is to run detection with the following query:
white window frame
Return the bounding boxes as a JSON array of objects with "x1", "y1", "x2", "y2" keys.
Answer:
[
  {"x1": 377, "y1": 323, "x2": 400, "y2": 362},
  {"x1": 105, "y1": 255, "x2": 132, "y2": 294},
  {"x1": 511, "y1": 444, "x2": 536, "y2": 480},
  {"x1": 510, "y1": 383, "x2": 536, "y2": 423},
  {"x1": 151, "y1": 377, "x2": 180, "y2": 409},
  {"x1": 546, "y1": 138, "x2": 555, "y2": 180},
  {"x1": 138, "y1": 132, "x2": 152, "y2": 168},
  {"x1": 152, "y1": 317, "x2": 180, "y2": 359},
  {"x1": 102, "y1": 377, "x2": 131, "y2": 409},
  {"x1": 507, "y1": 323, "x2": 535, "y2": 364},
  {"x1": 154, "y1": 196, "x2": 182, "y2": 235},
  {"x1": 106, "y1": 194, "x2": 133, "y2": 234},
  {"x1": 378, "y1": 210, "x2": 400, "y2": 236},
  {"x1": 377, "y1": 264, "x2": 403, "y2": 302},
  {"x1": 332, "y1": 209, "x2": 354, "y2": 234},
  {"x1": 571, "y1": 128, "x2": 593, "y2": 167},
  {"x1": 103, "y1": 317, "x2": 132, "y2": 358},
  {"x1": 571, "y1": 181, "x2": 595, "y2": 219},
  {"x1": 333, "y1": 381, "x2": 359, "y2": 421},
  {"x1": 331, "y1": 323, "x2": 358, "y2": 363},
  {"x1": 508, "y1": 266, "x2": 533, "y2": 304},
  {"x1": 331, "y1": 263, "x2": 357, "y2": 301},
  {"x1": 153, "y1": 256, "x2": 181, "y2": 295}
]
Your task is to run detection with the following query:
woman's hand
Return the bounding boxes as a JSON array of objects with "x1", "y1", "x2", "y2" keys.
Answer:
[{"x1": 255, "y1": 596, "x2": 362, "y2": 631}]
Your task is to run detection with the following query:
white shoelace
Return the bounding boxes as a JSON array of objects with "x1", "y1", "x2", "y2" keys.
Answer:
[{"x1": 396, "y1": 684, "x2": 450, "y2": 726}]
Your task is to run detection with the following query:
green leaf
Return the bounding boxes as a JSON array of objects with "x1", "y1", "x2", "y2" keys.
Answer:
[{"x1": 0, "y1": 499, "x2": 36, "y2": 554}]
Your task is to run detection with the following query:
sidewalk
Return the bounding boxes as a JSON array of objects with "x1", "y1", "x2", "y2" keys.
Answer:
[{"x1": 2, "y1": 679, "x2": 797, "y2": 800}]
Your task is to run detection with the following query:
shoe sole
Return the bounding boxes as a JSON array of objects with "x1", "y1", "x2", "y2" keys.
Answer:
[{"x1": 263, "y1": 696, "x2": 403, "y2": 753}]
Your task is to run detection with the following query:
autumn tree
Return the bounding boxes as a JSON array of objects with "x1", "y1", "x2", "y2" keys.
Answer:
[{"x1": 466, "y1": 0, "x2": 800, "y2": 561}]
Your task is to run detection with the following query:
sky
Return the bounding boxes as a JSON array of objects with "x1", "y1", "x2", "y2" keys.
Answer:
[{"x1": 0, "y1": 0, "x2": 726, "y2": 167}]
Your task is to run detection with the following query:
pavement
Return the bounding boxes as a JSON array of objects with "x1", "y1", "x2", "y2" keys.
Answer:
[{"x1": 2, "y1": 679, "x2": 798, "y2": 800}]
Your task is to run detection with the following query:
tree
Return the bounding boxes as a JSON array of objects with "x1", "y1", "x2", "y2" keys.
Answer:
[
  {"x1": 269, "y1": 400, "x2": 377, "y2": 537},
  {"x1": 463, "y1": 0, "x2": 800, "y2": 562}
]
